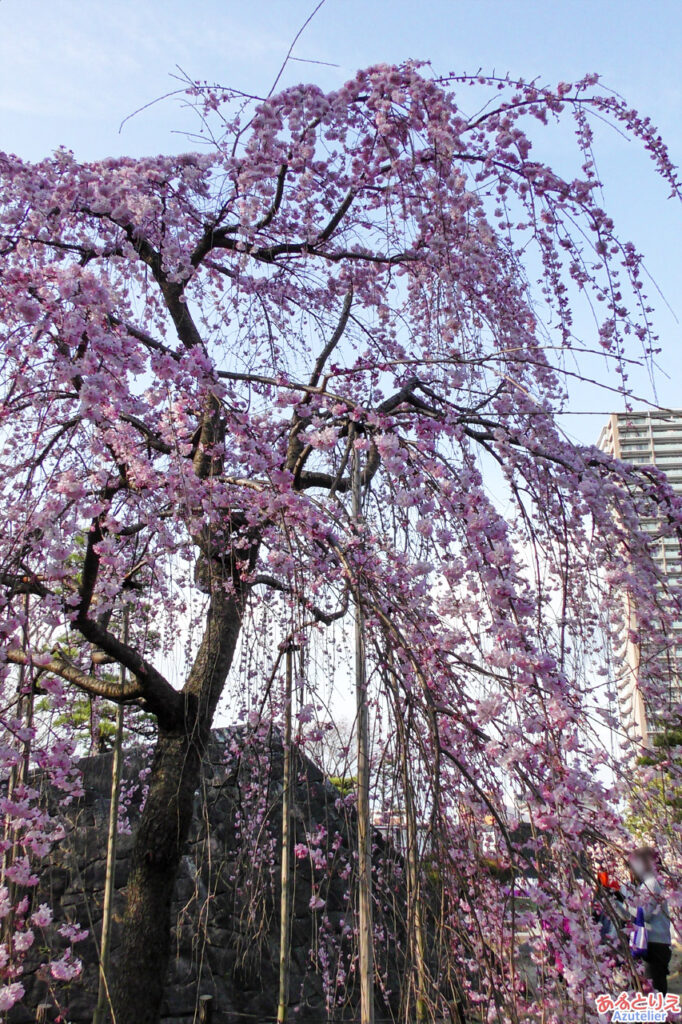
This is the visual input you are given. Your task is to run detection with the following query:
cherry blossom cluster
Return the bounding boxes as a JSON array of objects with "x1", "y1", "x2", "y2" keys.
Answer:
[{"x1": 0, "y1": 63, "x2": 680, "y2": 1019}]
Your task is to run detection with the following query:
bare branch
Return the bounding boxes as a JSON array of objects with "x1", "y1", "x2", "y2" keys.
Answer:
[
  {"x1": 119, "y1": 413, "x2": 172, "y2": 454},
  {"x1": 251, "y1": 574, "x2": 349, "y2": 625},
  {"x1": 256, "y1": 162, "x2": 288, "y2": 230},
  {"x1": 309, "y1": 287, "x2": 353, "y2": 388}
]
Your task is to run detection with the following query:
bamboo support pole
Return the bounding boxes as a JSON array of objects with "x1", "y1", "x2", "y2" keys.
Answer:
[
  {"x1": 276, "y1": 646, "x2": 294, "y2": 1023},
  {"x1": 93, "y1": 608, "x2": 128, "y2": 1024},
  {"x1": 352, "y1": 442, "x2": 374, "y2": 1024}
]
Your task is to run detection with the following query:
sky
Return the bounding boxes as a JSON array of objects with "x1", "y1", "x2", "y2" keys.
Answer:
[{"x1": 1, "y1": 0, "x2": 681, "y2": 444}]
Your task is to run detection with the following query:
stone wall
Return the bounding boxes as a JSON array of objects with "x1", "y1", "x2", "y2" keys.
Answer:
[{"x1": 11, "y1": 729, "x2": 412, "y2": 1024}]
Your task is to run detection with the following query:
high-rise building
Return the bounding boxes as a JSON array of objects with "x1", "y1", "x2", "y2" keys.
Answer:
[{"x1": 598, "y1": 410, "x2": 682, "y2": 749}]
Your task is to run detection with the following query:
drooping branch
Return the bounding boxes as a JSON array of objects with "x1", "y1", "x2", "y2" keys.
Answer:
[{"x1": 119, "y1": 414, "x2": 172, "y2": 455}]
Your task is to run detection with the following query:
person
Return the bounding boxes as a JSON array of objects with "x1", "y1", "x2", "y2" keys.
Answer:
[
  {"x1": 628, "y1": 847, "x2": 672, "y2": 994},
  {"x1": 593, "y1": 868, "x2": 627, "y2": 942}
]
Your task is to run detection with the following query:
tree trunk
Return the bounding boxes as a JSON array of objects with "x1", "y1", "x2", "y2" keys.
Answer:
[
  {"x1": 111, "y1": 727, "x2": 202, "y2": 1024},
  {"x1": 112, "y1": 585, "x2": 247, "y2": 1024}
]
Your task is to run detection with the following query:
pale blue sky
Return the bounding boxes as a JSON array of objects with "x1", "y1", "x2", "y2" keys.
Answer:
[{"x1": 1, "y1": 0, "x2": 681, "y2": 442}]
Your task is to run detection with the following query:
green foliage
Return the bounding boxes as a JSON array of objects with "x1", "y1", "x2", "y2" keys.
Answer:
[
  {"x1": 627, "y1": 725, "x2": 682, "y2": 839},
  {"x1": 36, "y1": 691, "x2": 154, "y2": 754},
  {"x1": 328, "y1": 775, "x2": 357, "y2": 798}
]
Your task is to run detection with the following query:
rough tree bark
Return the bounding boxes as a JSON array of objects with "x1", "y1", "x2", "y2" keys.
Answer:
[{"x1": 111, "y1": 587, "x2": 246, "y2": 1024}]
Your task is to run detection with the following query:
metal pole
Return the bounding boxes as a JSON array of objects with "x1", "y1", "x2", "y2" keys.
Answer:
[{"x1": 352, "y1": 441, "x2": 374, "y2": 1024}]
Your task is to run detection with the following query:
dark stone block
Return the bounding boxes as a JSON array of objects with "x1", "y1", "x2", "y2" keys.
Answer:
[{"x1": 11, "y1": 728, "x2": 409, "y2": 1024}]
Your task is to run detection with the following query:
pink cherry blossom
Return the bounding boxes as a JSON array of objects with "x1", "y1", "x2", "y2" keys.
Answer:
[
  {"x1": 0, "y1": 982, "x2": 24, "y2": 1011},
  {"x1": 31, "y1": 905, "x2": 53, "y2": 928},
  {"x1": 50, "y1": 953, "x2": 82, "y2": 981}
]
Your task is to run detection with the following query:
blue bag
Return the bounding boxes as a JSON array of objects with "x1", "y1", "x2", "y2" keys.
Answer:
[{"x1": 630, "y1": 906, "x2": 648, "y2": 958}]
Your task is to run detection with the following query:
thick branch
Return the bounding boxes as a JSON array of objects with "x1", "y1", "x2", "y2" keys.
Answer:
[
  {"x1": 119, "y1": 413, "x2": 172, "y2": 454},
  {"x1": 0, "y1": 572, "x2": 49, "y2": 599},
  {"x1": 83, "y1": 210, "x2": 203, "y2": 351},
  {"x1": 317, "y1": 188, "x2": 356, "y2": 242},
  {"x1": 72, "y1": 615, "x2": 181, "y2": 725},
  {"x1": 108, "y1": 316, "x2": 181, "y2": 363},
  {"x1": 6, "y1": 649, "x2": 143, "y2": 703},
  {"x1": 297, "y1": 378, "x2": 429, "y2": 491},
  {"x1": 255, "y1": 162, "x2": 288, "y2": 231}
]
